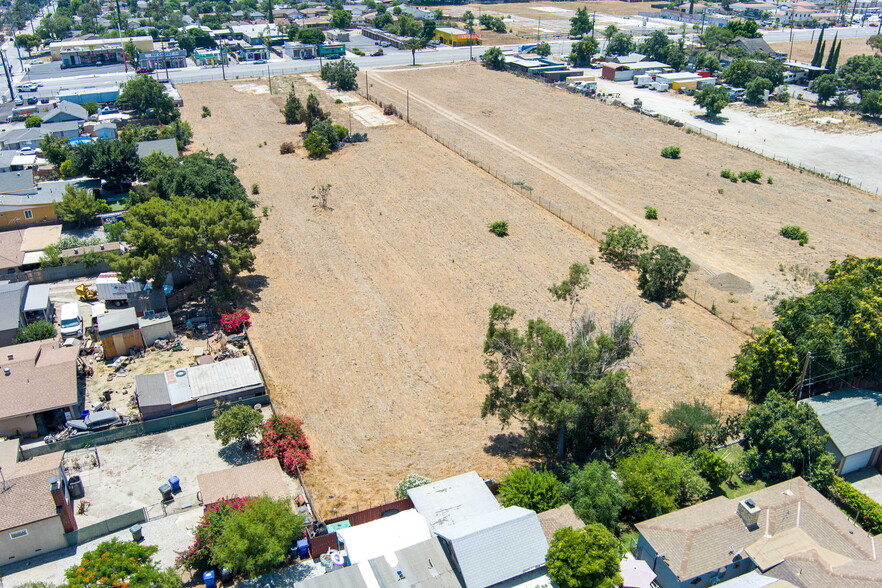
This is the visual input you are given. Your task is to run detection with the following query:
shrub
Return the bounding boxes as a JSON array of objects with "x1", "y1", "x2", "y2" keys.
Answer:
[
  {"x1": 383, "y1": 103, "x2": 398, "y2": 116},
  {"x1": 14, "y1": 320, "x2": 56, "y2": 343},
  {"x1": 767, "y1": 176, "x2": 774, "y2": 184},
  {"x1": 644, "y1": 207, "x2": 658, "y2": 220},
  {"x1": 214, "y1": 404, "x2": 263, "y2": 449},
  {"x1": 259, "y1": 415, "x2": 312, "y2": 474},
  {"x1": 348, "y1": 132, "x2": 368, "y2": 143},
  {"x1": 176, "y1": 496, "x2": 253, "y2": 573},
  {"x1": 829, "y1": 476, "x2": 882, "y2": 535},
  {"x1": 82, "y1": 101, "x2": 99, "y2": 115},
  {"x1": 498, "y1": 467, "x2": 564, "y2": 512},
  {"x1": 351, "y1": 48, "x2": 365, "y2": 56},
  {"x1": 779, "y1": 225, "x2": 809, "y2": 246},
  {"x1": 251, "y1": 183, "x2": 260, "y2": 195},
  {"x1": 738, "y1": 169, "x2": 762, "y2": 183},
  {"x1": 24, "y1": 115, "x2": 42, "y2": 128},
  {"x1": 280, "y1": 141, "x2": 295, "y2": 154},
  {"x1": 660, "y1": 146, "x2": 681, "y2": 159},
  {"x1": 691, "y1": 448, "x2": 732, "y2": 486},
  {"x1": 59, "y1": 160, "x2": 77, "y2": 178},
  {"x1": 488, "y1": 220, "x2": 508, "y2": 237},
  {"x1": 219, "y1": 308, "x2": 251, "y2": 334},
  {"x1": 720, "y1": 169, "x2": 737, "y2": 182},
  {"x1": 304, "y1": 131, "x2": 331, "y2": 158},
  {"x1": 637, "y1": 244, "x2": 691, "y2": 303},
  {"x1": 201, "y1": 106, "x2": 212, "y2": 118},
  {"x1": 394, "y1": 473, "x2": 432, "y2": 499},
  {"x1": 546, "y1": 525, "x2": 622, "y2": 588},
  {"x1": 599, "y1": 224, "x2": 648, "y2": 265}
]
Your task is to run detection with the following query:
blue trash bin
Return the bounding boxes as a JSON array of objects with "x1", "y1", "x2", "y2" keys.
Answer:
[
  {"x1": 297, "y1": 539, "x2": 309, "y2": 559},
  {"x1": 168, "y1": 475, "x2": 181, "y2": 493},
  {"x1": 80, "y1": 410, "x2": 90, "y2": 420},
  {"x1": 203, "y1": 570, "x2": 216, "y2": 588}
]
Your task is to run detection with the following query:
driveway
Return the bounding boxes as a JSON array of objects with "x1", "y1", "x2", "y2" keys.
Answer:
[{"x1": 844, "y1": 468, "x2": 882, "y2": 506}]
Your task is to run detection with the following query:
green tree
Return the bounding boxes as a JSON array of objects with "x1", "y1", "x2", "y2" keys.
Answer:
[
  {"x1": 72, "y1": 140, "x2": 141, "y2": 188},
  {"x1": 211, "y1": 496, "x2": 305, "y2": 578},
  {"x1": 82, "y1": 101, "x2": 100, "y2": 116},
  {"x1": 394, "y1": 473, "x2": 431, "y2": 499},
  {"x1": 617, "y1": 445, "x2": 710, "y2": 521},
  {"x1": 691, "y1": 448, "x2": 732, "y2": 486},
  {"x1": 117, "y1": 74, "x2": 178, "y2": 123},
  {"x1": 742, "y1": 392, "x2": 835, "y2": 488},
  {"x1": 138, "y1": 152, "x2": 176, "y2": 182},
  {"x1": 694, "y1": 84, "x2": 730, "y2": 117},
  {"x1": 561, "y1": 461, "x2": 623, "y2": 531},
  {"x1": 661, "y1": 399, "x2": 718, "y2": 453},
  {"x1": 65, "y1": 538, "x2": 182, "y2": 588},
  {"x1": 54, "y1": 185, "x2": 111, "y2": 228},
  {"x1": 159, "y1": 119, "x2": 193, "y2": 151},
  {"x1": 858, "y1": 89, "x2": 882, "y2": 117},
  {"x1": 149, "y1": 152, "x2": 248, "y2": 203},
  {"x1": 599, "y1": 225, "x2": 648, "y2": 265},
  {"x1": 283, "y1": 87, "x2": 303, "y2": 124},
  {"x1": 481, "y1": 264, "x2": 648, "y2": 460},
  {"x1": 868, "y1": 34, "x2": 882, "y2": 54},
  {"x1": 603, "y1": 24, "x2": 618, "y2": 41},
  {"x1": 695, "y1": 51, "x2": 721, "y2": 75},
  {"x1": 481, "y1": 46, "x2": 505, "y2": 70},
  {"x1": 825, "y1": 36, "x2": 841, "y2": 74},
  {"x1": 639, "y1": 30, "x2": 671, "y2": 62},
  {"x1": 404, "y1": 37, "x2": 426, "y2": 66},
  {"x1": 14, "y1": 320, "x2": 57, "y2": 343},
  {"x1": 24, "y1": 115, "x2": 42, "y2": 128},
  {"x1": 545, "y1": 525, "x2": 622, "y2": 588},
  {"x1": 811, "y1": 28, "x2": 826, "y2": 68},
  {"x1": 420, "y1": 19, "x2": 436, "y2": 42},
  {"x1": 745, "y1": 76, "x2": 773, "y2": 103},
  {"x1": 498, "y1": 467, "x2": 564, "y2": 512},
  {"x1": 303, "y1": 93, "x2": 329, "y2": 129},
  {"x1": 329, "y1": 8, "x2": 351, "y2": 28},
  {"x1": 41, "y1": 134, "x2": 73, "y2": 168},
  {"x1": 726, "y1": 19, "x2": 759, "y2": 38},
  {"x1": 700, "y1": 25, "x2": 734, "y2": 57},
  {"x1": 534, "y1": 41, "x2": 551, "y2": 57},
  {"x1": 37, "y1": 13, "x2": 74, "y2": 40},
  {"x1": 112, "y1": 195, "x2": 260, "y2": 286},
  {"x1": 213, "y1": 404, "x2": 263, "y2": 449},
  {"x1": 606, "y1": 31, "x2": 635, "y2": 56},
  {"x1": 59, "y1": 160, "x2": 77, "y2": 178},
  {"x1": 569, "y1": 37, "x2": 598, "y2": 67},
  {"x1": 569, "y1": 7, "x2": 593, "y2": 38},
  {"x1": 463, "y1": 10, "x2": 475, "y2": 26},
  {"x1": 809, "y1": 73, "x2": 840, "y2": 105},
  {"x1": 636, "y1": 245, "x2": 691, "y2": 303},
  {"x1": 320, "y1": 57, "x2": 360, "y2": 90},
  {"x1": 837, "y1": 54, "x2": 882, "y2": 97},
  {"x1": 14, "y1": 33, "x2": 41, "y2": 56},
  {"x1": 304, "y1": 131, "x2": 331, "y2": 158},
  {"x1": 728, "y1": 329, "x2": 799, "y2": 403}
]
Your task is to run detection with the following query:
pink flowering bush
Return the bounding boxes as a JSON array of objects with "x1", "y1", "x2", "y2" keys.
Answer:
[
  {"x1": 220, "y1": 309, "x2": 251, "y2": 335},
  {"x1": 259, "y1": 415, "x2": 312, "y2": 474},
  {"x1": 176, "y1": 496, "x2": 252, "y2": 573}
]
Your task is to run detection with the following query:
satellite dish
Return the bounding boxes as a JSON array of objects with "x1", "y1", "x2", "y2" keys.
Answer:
[{"x1": 175, "y1": 369, "x2": 187, "y2": 378}]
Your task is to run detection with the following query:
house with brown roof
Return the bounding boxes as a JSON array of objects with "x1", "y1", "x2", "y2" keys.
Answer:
[
  {"x1": 0, "y1": 341, "x2": 81, "y2": 438},
  {"x1": 634, "y1": 477, "x2": 882, "y2": 588},
  {"x1": 196, "y1": 458, "x2": 300, "y2": 506},
  {"x1": 536, "y1": 503, "x2": 584, "y2": 543},
  {"x1": 0, "y1": 452, "x2": 78, "y2": 563}
]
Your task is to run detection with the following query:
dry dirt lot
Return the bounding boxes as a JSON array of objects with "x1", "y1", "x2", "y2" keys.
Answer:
[
  {"x1": 369, "y1": 62, "x2": 882, "y2": 327},
  {"x1": 178, "y1": 78, "x2": 748, "y2": 516},
  {"x1": 769, "y1": 37, "x2": 879, "y2": 64}
]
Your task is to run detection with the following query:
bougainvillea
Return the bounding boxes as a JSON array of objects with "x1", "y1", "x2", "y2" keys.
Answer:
[
  {"x1": 259, "y1": 415, "x2": 312, "y2": 474},
  {"x1": 175, "y1": 497, "x2": 253, "y2": 573},
  {"x1": 219, "y1": 309, "x2": 251, "y2": 335}
]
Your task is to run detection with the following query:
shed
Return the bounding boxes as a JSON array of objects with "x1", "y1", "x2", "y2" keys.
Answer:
[
  {"x1": 197, "y1": 458, "x2": 297, "y2": 506},
  {"x1": 135, "y1": 138, "x2": 179, "y2": 159},
  {"x1": 94, "y1": 122, "x2": 117, "y2": 139},
  {"x1": 22, "y1": 283, "x2": 51, "y2": 323},
  {"x1": 602, "y1": 63, "x2": 630, "y2": 81},
  {"x1": 96, "y1": 307, "x2": 144, "y2": 358},
  {"x1": 137, "y1": 312, "x2": 174, "y2": 346}
]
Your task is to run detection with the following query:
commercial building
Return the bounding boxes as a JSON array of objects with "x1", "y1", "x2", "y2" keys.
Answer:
[
  {"x1": 48, "y1": 36, "x2": 154, "y2": 61},
  {"x1": 433, "y1": 27, "x2": 480, "y2": 47},
  {"x1": 284, "y1": 42, "x2": 316, "y2": 59},
  {"x1": 60, "y1": 45, "x2": 124, "y2": 68},
  {"x1": 137, "y1": 49, "x2": 188, "y2": 70}
]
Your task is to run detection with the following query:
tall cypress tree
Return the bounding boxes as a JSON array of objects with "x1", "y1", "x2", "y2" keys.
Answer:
[
  {"x1": 811, "y1": 27, "x2": 826, "y2": 67},
  {"x1": 826, "y1": 38, "x2": 842, "y2": 74}
]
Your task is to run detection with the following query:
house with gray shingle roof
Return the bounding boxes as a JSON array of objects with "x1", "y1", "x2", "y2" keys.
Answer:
[
  {"x1": 802, "y1": 388, "x2": 882, "y2": 475},
  {"x1": 40, "y1": 100, "x2": 89, "y2": 124},
  {"x1": 635, "y1": 477, "x2": 882, "y2": 588}
]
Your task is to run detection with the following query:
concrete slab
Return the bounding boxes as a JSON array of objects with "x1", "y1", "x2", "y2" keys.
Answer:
[{"x1": 844, "y1": 468, "x2": 882, "y2": 506}]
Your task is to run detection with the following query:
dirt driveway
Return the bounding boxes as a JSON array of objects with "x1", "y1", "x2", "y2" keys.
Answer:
[{"x1": 178, "y1": 78, "x2": 748, "y2": 516}]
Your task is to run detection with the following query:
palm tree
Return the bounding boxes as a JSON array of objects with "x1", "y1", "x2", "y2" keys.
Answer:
[{"x1": 404, "y1": 37, "x2": 427, "y2": 66}]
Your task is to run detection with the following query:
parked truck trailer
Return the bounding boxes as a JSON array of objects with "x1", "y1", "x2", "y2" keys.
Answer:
[{"x1": 95, "y1": 272, "x2": 144, "y2": 305}]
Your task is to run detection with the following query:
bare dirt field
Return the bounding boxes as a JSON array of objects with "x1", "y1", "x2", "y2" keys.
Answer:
[
  {"x1": 769, "y1": 37, "x2": 879, "y2": 64},
  {"x1": 178, "y1": 77, "x2": 749, "y2": 516},
  {"x1": 369, "y1": 62, "x2": 882, "y2": 328},
  {"x1": 730, "y1": 97, "x2": 882, "y2": 135}
]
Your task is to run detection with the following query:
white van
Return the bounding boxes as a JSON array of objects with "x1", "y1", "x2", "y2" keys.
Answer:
[{"x1": 58, "y1": 303, "x2": 83, "y2": 338}]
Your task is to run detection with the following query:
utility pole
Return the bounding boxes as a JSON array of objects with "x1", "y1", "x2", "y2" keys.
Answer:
[
  {"x1": 0, "y1": 50, "x2": 14, "y2": 103},
  {"x1": 406, "y1": 89, "x2": 409, "y2": 123},
  {"x1": 115, "y1": 0, "x2": 128, "y2": 72},
  {"x1": 268, "y1": 63, "x2": 272, "y2": 93},
  {"x1": 220, "y1": 42, "x2": 226, "y2": 81},
  {"x1": 537, "y1": 17, "x2": 540, "y2": 42},
  {"x1": 796, "y1": 352, "x2": 811, "y2": 400}
]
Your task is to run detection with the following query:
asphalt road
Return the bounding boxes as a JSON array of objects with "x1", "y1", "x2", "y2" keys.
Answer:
[{"x1": 763, "y1": 24, "x2": 880, "y2": 43}]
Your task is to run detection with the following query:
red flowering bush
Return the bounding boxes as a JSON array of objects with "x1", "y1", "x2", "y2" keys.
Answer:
[
  {"x1": 176, "y1": 497, "x2": 252, "y2": 573},
  {"x1": 219, "y1": 309, "x2": 251, "y2": 335},
  {"x1": 259, "y1": 415, "x2": 312, "y2": 474}
]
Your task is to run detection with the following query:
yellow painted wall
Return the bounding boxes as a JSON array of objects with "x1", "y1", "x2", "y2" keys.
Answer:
[
  {"x1": 0, "y1": 204, "x2": 57, "y2": 228},
  {"x1": 672, "y1": 80, "x2": 698, "y2": 90},
  {"x1": 433, "y1": 30, "x2": 481, "y2": 47}
]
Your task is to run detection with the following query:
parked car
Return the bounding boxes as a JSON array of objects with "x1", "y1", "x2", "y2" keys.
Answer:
[
  {"x1": 14, "y1": 96, "x2": 23, "y2": 106},
  {"x1": 252, "y1": 59, "x2": 267, "y2": 64},
  {"x1": 371, "y1": 49, "x2": 384, "y2": 56},
  {"x1": 66, "y1": 410, "x2": 124, "y2": 434},
  {"x1": 18, "y1": 147, "x2": 36, "y2": 155},
  {"x1": 100, "y1": 105, "x2": 119, "y2": 115},
  {"x1": 136, "y1": 66, "x2": 154, "y2": 73},
  {"x1": 26, "y1": 96, "x2": 37, "y2": 104}
]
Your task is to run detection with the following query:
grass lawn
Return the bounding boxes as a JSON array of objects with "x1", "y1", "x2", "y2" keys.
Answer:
[
  {"x1": 713, "y1": 444, "x2": 767, "y2": 499},
  {"x1": 109, "y1": 203, "x2": 126, "y2": 212},
  {"x1": 619, "y1": 528, "x2": 639, "y2": 554}
]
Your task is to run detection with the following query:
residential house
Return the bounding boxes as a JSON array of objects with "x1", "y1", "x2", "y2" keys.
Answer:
[
  {"x1": 0, "y1": 225, "x2": 61, "y2": 273},
  {"x1": 41, "y1": 101, "x2": 89, "y2": 124},
  {"x1": 336, "y1": 509, "x2": 434, "y2": 564},
  {"x1": 0, "y1": 340, "x2": 81, "y2": 437},
  {"x1": 400, "y1": 6, "x2": 434, "y2": 19},
  {"x1": 802, "y1": 388, "x2": 882, "y2": 474},
  {"x1": 0, "y1": 280, "x2": 27, "y2": 346},
  {"x1": 634, "y1": 477, "x2": 882, "y2": 588},
  {"x1": 135, "y1": 138, "x2": 179, "y2": 159},
  {"x1": 299, "y1": 6, "x2": 329, "y2": 17},
  {"x1": 0, "y1": 453, "x2": 78, "y2": 563},
  {"x1": 408, "y1": 471, "x2": 550, "y2": 587},
  {"x1": 93, "y1": 122, "x2": 118, "y2": 139},
  {"x1": 733, "y1": 36, "x2": 787, "y2": 60},
  {"x1": 0, "y1": 177, "x2": 101, "y2": 229},
  {"x1": 197, "y1": 458, "x2": 300, "y2": 506},
  {"x1": 536, "y1": 503, "x2": 585, "y2": 543},
  {"x1": 97, "y1": 308, "x2": 145, "y2": 358},
  {"x1": 38, "y1": 121, "x2": 81, "y2": 141},
  {"x1": 230, "y1": 23, "x2": 287, "y2": 45},
  {"x1": 0, "y1": 128, "x2": 47, "y2": 151},
  {"x1": 135, "y1": 355, "x2": 265, "y2": 420}
]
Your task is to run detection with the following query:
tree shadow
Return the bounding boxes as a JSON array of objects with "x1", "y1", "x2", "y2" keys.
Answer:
[
  {"x1": 218, "y1": 442, "x2": 259, "y2": 467},
  {"x1": 483, "y1": 432, "x2": 533, "y2": 459},
  {"x1": 237, "y1": 274, "x2": 269, "y2": 312},
  {"x1": 697, "y1": 114, "x2": 730, "y2": 125}
]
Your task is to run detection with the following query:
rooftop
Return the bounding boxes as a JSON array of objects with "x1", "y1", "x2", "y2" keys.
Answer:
[
  {"x1": 802, "y1": 388, "x2": 882, "y2": 456},
  {"x1": 0, "y1": 452, "x2": 64, "y2": 532},
  {"x1": 407, "y1": 470, "x2": 501, "y2": 531},
  {"x1": 22, "y1": 282, "x2": 50, "y2": 313},
  {"x1": 97, "y1": 307, "x2": 139, "y2": 333},
  {"x1": 536, "y1": 503, "x2": 585, "y2": 543},
  {"x1": 636, "y1": 477, "x2": 882, "y2": 585},
  {"x1": 0, "y1": 280, "x2": 26, "y2": 331},
  {"x1": 135, "y1": 355, "x2": 264, "y2": 409},
  {"x1": 42, "y1": 101, "x2": 89, "y2": 123},
  {"x1": 0, "y1": 170, "x2": 36, "y2": 195},
  {"x1": 135, "y1": 138, "x2": 179, "y2": 159},
  {"x1": 0, "y1": 341, "x2": 80, "y2": 420},
  {"x1": 197, "y1": 458, "x2": 298, "y2": 505},
  {"x1": 336, "y1": 509, "x2": 433, "y2": 565}
]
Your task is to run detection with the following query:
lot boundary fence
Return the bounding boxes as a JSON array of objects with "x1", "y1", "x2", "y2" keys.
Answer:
[
  {"x1": 357, "y1": 78, "x2": 761, "y2": 338},
  {"x1": 64, "y1": 509, "x2": 147, "y2": 546},
  {"x1": 5, "y1": 261, "x2": 111, "y2": 284}
]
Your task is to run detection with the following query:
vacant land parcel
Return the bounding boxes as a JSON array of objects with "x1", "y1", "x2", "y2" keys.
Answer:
[
  {"x1": 178, "y1": 79, "x2": 747, "y2": 516},
  {"x1": 370, "y1": 62, "x2": 882, "y2": 324}
]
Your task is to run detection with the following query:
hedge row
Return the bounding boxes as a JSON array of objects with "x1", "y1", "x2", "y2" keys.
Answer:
[{"x1": 829, "y1": 476, "x2": 882, "y2": 535}]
